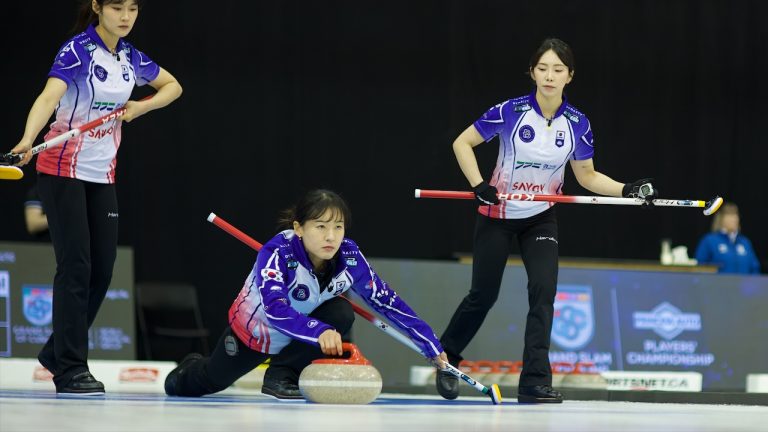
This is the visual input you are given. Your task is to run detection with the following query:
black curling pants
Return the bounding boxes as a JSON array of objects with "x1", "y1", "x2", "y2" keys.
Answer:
[
  {"x1": 440, "y1": 208, "x2": 559, "y2": 387},
  {"x1": 174, "y1": 296, "x2": 355, "y2": 396},
  {"x1": 36, "y1": 174, "x2": 119, "y2": 388}
]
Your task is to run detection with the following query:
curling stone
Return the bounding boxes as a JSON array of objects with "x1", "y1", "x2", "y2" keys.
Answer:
[
  {"x1": 299, "y1": 343, "x2": 382, "y2": 404},
  {"x1": 560, "y1": 362, "x2": 608, "y2": 389}
]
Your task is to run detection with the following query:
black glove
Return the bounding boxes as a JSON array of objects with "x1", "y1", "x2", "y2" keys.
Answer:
[
  {"x1": 0, "y1": 152, "x2": 21, "y2": 166},
  {"x1": 473, "y1": 181, "x2": 500, "y2": 206},
  {"x1": 622, "y1": 178, "x2": 658, "y2": 206}
]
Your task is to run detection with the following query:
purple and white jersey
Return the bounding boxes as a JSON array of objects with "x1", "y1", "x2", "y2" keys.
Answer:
[
  {"x1": 473, "y1": 91, "x2": 594, "y2": 219},
  {"x1": 228, "y1": 230, "x2": 443, "y2": 357},
  {"x1": 36, "y1": 24, "x2": 159, "y2": 183}
]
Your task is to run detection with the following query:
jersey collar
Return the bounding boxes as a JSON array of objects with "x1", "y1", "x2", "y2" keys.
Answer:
[
  {"x1": 289, "y1": 232, "x2": 346, "y2": 275},
  {"x1": 85, "y1": 23, "x2": 126, "y2": 55},
  {"x1": 529, "y1": 90, "x2": 569, "y2": 120}
]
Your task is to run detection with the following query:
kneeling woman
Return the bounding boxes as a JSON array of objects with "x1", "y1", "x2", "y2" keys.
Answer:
[{"x1": 165, "y1": 189, "x2": 447, "y2": 397}]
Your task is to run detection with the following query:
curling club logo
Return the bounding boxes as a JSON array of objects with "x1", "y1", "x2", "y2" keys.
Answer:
[
  {"x1": 291, "y1": 285, "x2": 310, "y2": 301},
  {"x1": 23, "y1": 286, "x2": 53, "y2": 326},
  {"x1": 94, "y1": 65, "x2": 108, "y2": 82},
  {"x1": 551, "y1": 285, "x2": 594, "y2": 350},
  {"x1": 518, "y1": 125, "x2": 535, "y2": 143}
]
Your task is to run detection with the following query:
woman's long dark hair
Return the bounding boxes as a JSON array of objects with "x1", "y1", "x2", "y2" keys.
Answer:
[
  {"x1": 529, "y1": 37, "x2": 575, "y2": 73},
  {"x1": 277, "y1": 189, "x2": 352, "y2": 231},
  {"x1": 72, "y1": 0, "x2": 144, "y2": 34}
]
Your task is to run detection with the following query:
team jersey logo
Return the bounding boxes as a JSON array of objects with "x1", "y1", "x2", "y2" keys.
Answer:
[
  {"x1": 122, "y1": 65, "x2": 130, "y2": 82},
  {"x1": 556, "y1": 130, "x2": 565, "y2": 147},
  {"x1": 291, "y1": 285, "x2": 310, "y2": 301},
  {"x1": 94, "y1": 65, "x2": 108, "y2": 82},
  {"x1": 519, "y1": 125, "x2": 535, "y2": 143}
]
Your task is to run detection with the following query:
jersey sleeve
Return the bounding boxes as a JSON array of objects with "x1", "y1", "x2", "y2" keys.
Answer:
[
  {"x1": 129, "y1": 47, "x2": 160, "y2": 86},
  {"x1": 347, "y1": 245, "x2": 443, "y2": 358},
  {"x1": 472, "y1": 101, "x2": 509, "y2": 142},
  {"x1": 572, "y1": 118, "x2": 595, "y2": 160},
  {"x1": 48, "y1": 40, "x2": 84, "y2": 86},
  {"x1": 256, "y1": 246, "x2": 333, "y2": 345}
]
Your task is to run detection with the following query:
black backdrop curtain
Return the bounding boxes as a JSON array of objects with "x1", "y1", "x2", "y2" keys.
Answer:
[{"x1": 2, "y1": 1, "x2": 766, "y2": 347}]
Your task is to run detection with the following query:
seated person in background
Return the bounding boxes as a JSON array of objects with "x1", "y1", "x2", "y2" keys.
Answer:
[
  {"x1": 24, "y1": 184, "x2": 50, "y2": 240},
  {"x1": 695, "y1": 202, "x2": 760, "y2": 274}
]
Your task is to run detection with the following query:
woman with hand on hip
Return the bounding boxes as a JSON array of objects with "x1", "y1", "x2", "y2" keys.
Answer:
[{"x1": 7, "y1": 0, "x2": 182, "y2": 395}]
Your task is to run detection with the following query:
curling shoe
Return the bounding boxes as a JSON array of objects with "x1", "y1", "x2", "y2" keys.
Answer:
[
  {"x1": 164, "y1": 353, "x2": 203, "y2": 396},
  {"x1": 436, "y1": 369, "x2": 459, "y2": 400},
  {"x1": 262, "y1": 375, "x2": 303, "y2": 399},
  {"x1": 57, "y1": 371, "x2": 105, "y2": 396},
  {"x1": 517, "y1": 385, "x2": 564, "y2": 403}
]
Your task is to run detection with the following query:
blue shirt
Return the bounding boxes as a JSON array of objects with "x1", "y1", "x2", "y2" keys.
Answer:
[
  {"x1": 695, "y1": 231, "x2": 760, "y2": 274},
  {"x1": 228, "y1": 230, "x2": 443, "y2": 357}
]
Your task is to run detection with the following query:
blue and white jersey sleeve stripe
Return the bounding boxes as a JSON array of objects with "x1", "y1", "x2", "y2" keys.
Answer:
[{"x1": 350, "y1": 248, "x2": 443, "y2": 358}]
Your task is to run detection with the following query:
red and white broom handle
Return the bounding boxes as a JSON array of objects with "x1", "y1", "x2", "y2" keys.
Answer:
[
  {"x1": 415, "y1": 189, "x2": 723, "y2": 216},
  {"x1": 206, "y1": 212, "x2": 501, "y2": 401},
  {"x1": 26, "y1": 95, "x2": 154, "y2": 156}
]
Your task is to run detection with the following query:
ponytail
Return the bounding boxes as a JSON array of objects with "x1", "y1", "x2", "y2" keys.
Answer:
[
  {"x1": 276, "y1": 207, "x2": 298, "y2": 231},
  {"x1": 72, "y1": 0, "x2": 99, "y2": 34}
]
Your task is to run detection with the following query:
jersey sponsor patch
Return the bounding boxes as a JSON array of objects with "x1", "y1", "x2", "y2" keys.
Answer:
[
  {"x1": 261, "y1": 268, "x2": 284, "y2": 283},
  {"x1": 563, "y1": 110, "x2": 580, "y2": 123},
  {"x1": 514, "y1": 103, "x2": 532, "y2": 112},
  {"x1": 511, "y1": 181, "x2": 546, "y2": 192},
  {"x1": 516, "y1": 160, "x2": 542, "y2": 169},
  {"x1": 92, "y1": 101, "x2": 116, "y2": 111},
  {"x1": 556, "y1": 130, "x2": 565, "y2": 147}
]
